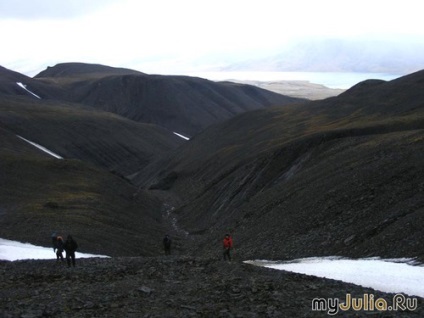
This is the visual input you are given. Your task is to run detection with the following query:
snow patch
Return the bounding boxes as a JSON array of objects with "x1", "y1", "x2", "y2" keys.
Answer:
[
  {"x1": 16, "y1": 82, "x2": 41, "y2": 99},
  {"x1": 173, "y1": 132, "x2": 190, "y2": 140},
  {"x1": 17, "y1": 135, "x2": 63, "y2": 159},
  {"x1": 0, "y1": 238, "x2": 110, "y2": 261},
  {"x1": 246, "y1": 257, "x2": 424, "y2": 298}
]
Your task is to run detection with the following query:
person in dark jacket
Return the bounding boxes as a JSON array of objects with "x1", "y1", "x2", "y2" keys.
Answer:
[
  {"x1": 163, "y1": 234, "x2": 172, "y2": 255},
  {"x1": 223, "y1": 234, "x2": 233, "y2": 262},
  {"x1": 54, "y1": 236, "x2": 64, "y2": 262},
  {"x1": 63, "y1": 235, "x2": 78, "y2": 267},
  {"x1": 51, "y1": 232, "x2": 57, "y2": 252}
]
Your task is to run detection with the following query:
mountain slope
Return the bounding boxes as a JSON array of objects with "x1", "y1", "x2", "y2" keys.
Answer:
[
  {"x1": 36, "y1": 62, "x2": 145, "y2": 78},
  {"x1": 0, "y1": 95, "x2": 183, "y2": 176},
  {"x1": 34, "y1": 63, "x2": 304, "y2": 136},
  {"x1": 134, "y1": 70, "x2": 424, "y2": 260},
  {"x1": 0, "y1": 124, "x2": 170, "y2": 256},
  {"x1": 0, "y1": 62, "x2": 304, "y2": 257},
  {"x1": 2, "y1": 63, "x2": 423, "y2": 264},
  {"x1": 0, "y1": 65, "x2": 67, "y2": 99},
  {"x1": 0, "y1": 93, "x2": 183, "y2": 255}
]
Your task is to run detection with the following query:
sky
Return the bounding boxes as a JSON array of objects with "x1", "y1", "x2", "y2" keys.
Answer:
[{"x1": 1, "y1": 0, "x2": 423, "y2": 78}]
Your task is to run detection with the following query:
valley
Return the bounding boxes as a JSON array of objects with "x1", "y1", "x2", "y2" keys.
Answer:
[{"x1": 0, "y1": 63, "x2": 423, "y2": 317}]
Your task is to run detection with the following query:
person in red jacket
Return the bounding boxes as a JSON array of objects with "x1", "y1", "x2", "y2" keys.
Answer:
[{"x1": 223, "y1": 234, "x2": 233, "y2": 261}]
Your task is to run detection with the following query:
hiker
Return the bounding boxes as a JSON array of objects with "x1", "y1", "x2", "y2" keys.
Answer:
[
  {"x1": 223, "y1": 234, "x2": 233, "y2": 261},
  {"x1": 63, "y1": 235, "x2": 78, "y2": 267},
  {"x1": 51, "y1": 232, "x2": 58, "y2": 252},
  {"x1": 163, "y1": 234, "x2": 172, "y2": 255},
  {"x1": 54, "y1": 236, "x2": 64, "y2": 262}
]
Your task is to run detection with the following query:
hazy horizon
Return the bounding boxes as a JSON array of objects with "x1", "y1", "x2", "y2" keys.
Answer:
[{"x1": 1, "y1": 0, "x2": 423, "y2": 77}]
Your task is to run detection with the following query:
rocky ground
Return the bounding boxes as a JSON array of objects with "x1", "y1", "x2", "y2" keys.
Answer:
[{"x1": 1, "y1": 256, "x2": 423, "y2": 317}]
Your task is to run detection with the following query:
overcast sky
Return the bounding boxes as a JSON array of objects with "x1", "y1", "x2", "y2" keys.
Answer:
[{"x1": 1, "y1": 0, "x2": 423, "y2": 76}]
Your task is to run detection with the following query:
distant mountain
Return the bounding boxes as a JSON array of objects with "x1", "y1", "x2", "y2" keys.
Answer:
[
  {"x1": 34, "y1": 63, "x2": 304, "y2": 136},
  {"x1": 223, "y1": 38, "x2": 424, "y2": 74},
  {"x1": 135, "y1": 70, "x2": 424, "y2": 260},
  {"x1": 2, "y1": 62, "x2": 423, "y2": 265},
  {"x1": 0, "y1": 62, "x2": 303, "y2": 255},
  {"x1": 4, "y1": 63, "x2": 424, "y2": 317},
  {"x1": 1, "y1": 63, "x2": 303, "y2": 137},
  {"x1": 36, "y1": 62, "x2": 144, "y2": 78}
]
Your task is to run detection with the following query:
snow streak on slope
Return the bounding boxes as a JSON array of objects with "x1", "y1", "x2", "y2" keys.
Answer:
[
  {"x1": 17, "y1": 135, "x2": 63, "y2": 159},
  {"x1": 173, "y1": 132, "x2": 190, "y2": 140},
  {"x1": 16, "y1": 82, "x2": 41, "y2": 99}
]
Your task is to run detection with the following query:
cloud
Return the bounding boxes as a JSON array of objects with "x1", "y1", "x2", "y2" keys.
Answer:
[
  {"x1": 1, "y1": 0, "x2": 424, "y2": 76},
  {"x1": 0, "y1": 0, "x2": 118, "y2": 20}
]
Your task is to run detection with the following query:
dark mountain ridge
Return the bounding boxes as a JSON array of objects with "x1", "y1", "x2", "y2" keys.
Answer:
[
  {"x1": 33, "y1": 63, "x2": 304, "y2": 136},
  {"x1": 134, "y1": 70, "x2": 424, "y2": 185},
  {"x1": 1, "y1": 64, "x2": 423, "y2": 261},
  {"x1": 0, "y1": 65, "x2": 66, "y2": 99},
  {"x1": 1, "y1": 65, "x2": 423, "y2": 317},
  {"x1": 0, "y1": 62, "x2": 303, "y2": 257},
  {"x1": 1, "y1": 63, "x2": 303, "y2": 137},
  {"x1": 67, "y1": 74, "x2": 301, "y2": 136},
  {"x1": 35, "y1": 62, "x2": 145, "y2": 78},
  {"x1": 134, "y1": 70, "x2": 424, "y2": 261}
]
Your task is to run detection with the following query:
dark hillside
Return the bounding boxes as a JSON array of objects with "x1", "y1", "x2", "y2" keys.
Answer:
[
  {"x1": 0, "y1": 63, "x2": 304, "y2": 260},
  {"x1": 133, "y1": 70, "x2": 424, "y2": 187},
  {"x1": 34, "y1": 63, "x2": 304, "y2": 136},
  {"x1": 0, "y1": 65, "x2": 30, "y2": 83},
  {"x1": 2, "y1": 63, "x2": 304, "y2": 137},
  {"x1": 0, "y1": 65, "x2": 66, "y2": 99},
  {"x1": 0, "y1": 95, "x2": 183, "y2": 177},
  {"x1": 35, "y1": 62, "x2": 144, "y2": 78},
  {"x1": 324, "y1": 69, "x2": 424, "y2": 114},
  {"x1": 1, "y1": 65, "x2": 423, "y2": 264},
  {"x1": 0, "y1": 126, "x2": 166, "y2": 256},
  {"x1": 134, "y1": 70, "x2": 424, "y2": 261},
  {"x1": 0, "y1": 91, "x2": 186, "y2": 256},
  {"x1": 1, "y1": 65, "x2": 424, "y2": 318}
]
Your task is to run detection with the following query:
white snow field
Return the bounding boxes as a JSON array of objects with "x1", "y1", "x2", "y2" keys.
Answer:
[
  {"x1": 0, "y1": 238, "x2": 109, "y2": 261},
  {"x1": 246, "y1": 257, "x2": 424, "y2": 298}
]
